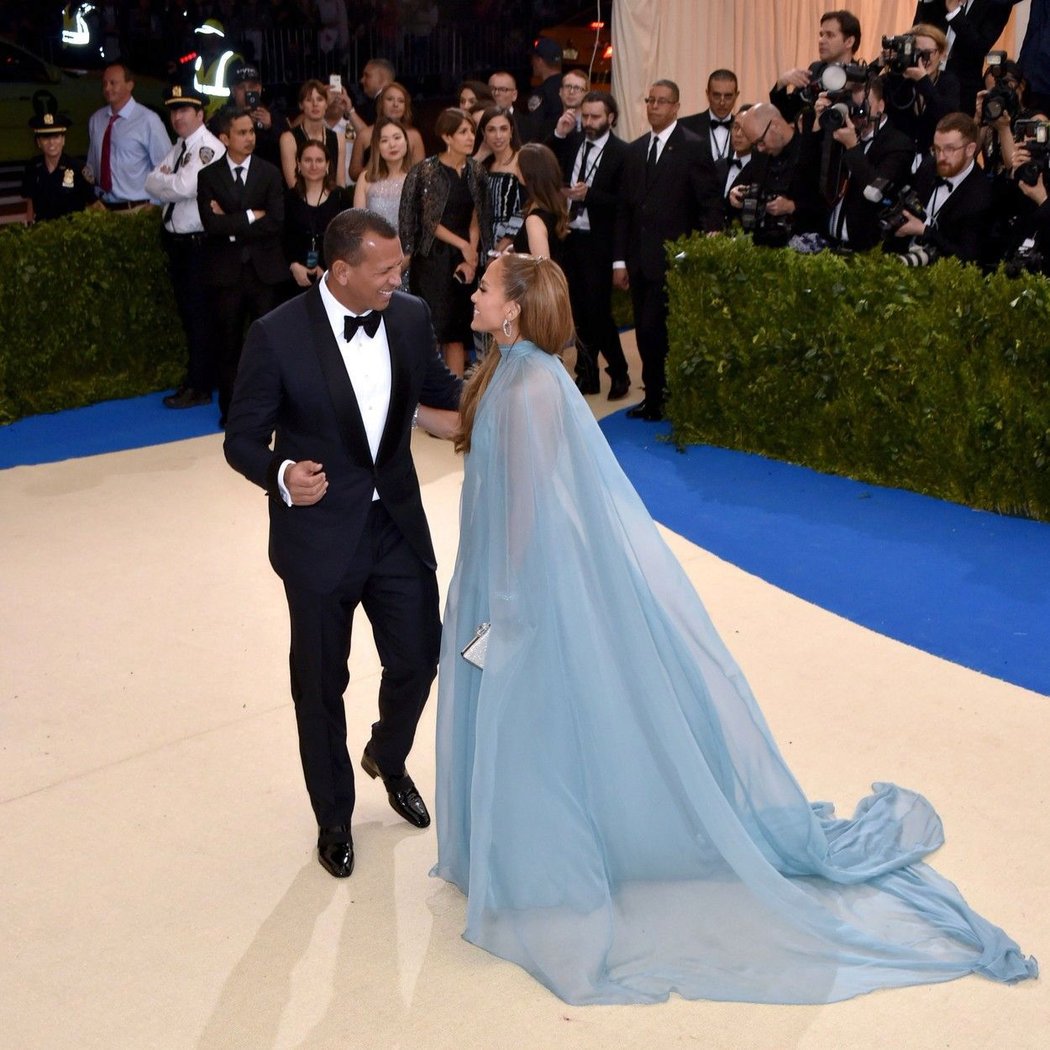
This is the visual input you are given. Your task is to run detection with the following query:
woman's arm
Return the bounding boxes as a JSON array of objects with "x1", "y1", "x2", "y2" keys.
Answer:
[
  {"x1": 279, "y1": 130, "x2": 298, "y2": 189},
  {"x1": 408, "y1": 128, "x2": 426, "y2": 167},
  {"x1": 524, "y1": 212, "x2": 550, "y2": 258},
  {"x1": 353, "y1": 172, "x2": 369, "y2": 208},
  {"x1": 334, "y1": 134, "x2": 347, "y2": 187},
  {"x1": 349, "y1": 125, "x2": 372, "y2": 181}
]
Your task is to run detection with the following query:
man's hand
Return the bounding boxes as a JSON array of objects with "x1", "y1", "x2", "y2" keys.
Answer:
[
  {"x1": 565, "y1": 181, "x2": 588, "y2": 202},
  {"x1": 764, "y1": 195, "x2": 796, "y2": 217},
  {"x1": 285, "y1": 460, "x2": 328, "y2": 505},
  {"x1": 894, "y1": 210, "x2": 926, "y2": 238},
  {"x1": 210, "y1": 199, "x2": 226, "y2": 215},
  {"x1": 250, "y1": 105, "x2": 272, "y2": 130},
  {"x1": 555, "y1": 109, "x2": 577, "y2": 136},
  {"x1": 776, "y1": 67, "x2": 812, "y2": 91},
  {"x1": 612, "y1": 268, "x2": 629, "y2": 291},
  {"x1": 252, "y1": 209, "x2": 266, "y2": 220},
  {"x1": 728, "y1": 184, "x2": 748, "y2": 210},
  {"x1": 833, "y1": 124, "x2": 860, "y2": 149}
]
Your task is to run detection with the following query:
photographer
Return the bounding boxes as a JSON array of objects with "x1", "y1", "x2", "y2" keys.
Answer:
[
  {"x1": 229, "y1": 65, "x2": 288, "y2": 168},
  {"x1": 770, "y1": 10, "x2": 862, "y2": 125},
  {"x1": 996, "y1": 116, "x2": 1050, "y2": 275},
  {"x1": 976, "y1": 60, "x2": 1027, "y2": 173},
  {"x1": 877, "y1": 24, "x2": 962, "y2": 156},
  {"x1": 815, "y1": 77, "x2": 915, "y2": 250},
  {"x1": 730, "y1": 102, "x2": 826, "y2": 247},
  {"x1": 910, "y1": 1, "x2": 1015, "y2": 114},
  {"x1": 887, "y1": 112, "x2": 993, "y2": 264}
]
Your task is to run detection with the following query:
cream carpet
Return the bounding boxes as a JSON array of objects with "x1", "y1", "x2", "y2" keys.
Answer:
[{"x1": 2, "y1": 335, "x2": 1045, "y2": 1049}]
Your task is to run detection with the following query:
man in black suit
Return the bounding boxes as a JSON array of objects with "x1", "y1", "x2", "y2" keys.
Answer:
[
  {"x1": 224, "y1": 210, "x2": 463, "y2": 879},
  {"x1": 614, "y1": 79, "x2": 723, "y2": 421},
  {"x1": 197, "y1": 106, "x2": 287, "y2": 425},
  {"x1": 889, "y1": 111, "x2": 994, "y2": 263},
  {"x1": 816, "y1": 77, "x2": 916, "y2": 250},
  {"x1": 912, "y1": 0, "x2": 1014, "y2": 114},
  {"x1": 549, "y1": 90, "x2": 630, "y2": 400},
  {"x1": 680, "y1": 69, "x2": 741, "y2": 165}
]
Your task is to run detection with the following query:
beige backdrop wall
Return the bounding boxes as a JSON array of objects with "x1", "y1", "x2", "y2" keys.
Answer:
[{"x1": 611, "y1": 0, "x2": 1030, "y2": 142}]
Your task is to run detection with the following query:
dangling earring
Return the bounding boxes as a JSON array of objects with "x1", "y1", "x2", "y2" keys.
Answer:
[{"x1": 501, "y1": 317, "x2": 514, "y2": 339}]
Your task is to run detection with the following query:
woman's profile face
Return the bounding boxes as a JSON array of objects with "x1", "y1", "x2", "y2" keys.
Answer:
[
  {"x1": 377, "y1": 124, "x2": 408, "y2": 164},
  {"x1": 301, "y1": 88, "x2": 327, "y2": 119},
  {"x1": 484, "y1": 115, "x2": 512, "y2": 155},
  {"x1": 382, "y1": 88, "x2": 407, "y2": 120},
  {"x1": 443, "y1": 120, "x2": 476, "y2": 156},
  {"x1": 470, "y1": 256, "x2": 512, "y2": 335},
  {"x1": 298, "y1": 144, "x2": 328, "y2": 182}
]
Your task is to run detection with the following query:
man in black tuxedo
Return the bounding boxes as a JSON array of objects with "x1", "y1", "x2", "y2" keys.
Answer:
[
  {"x1": 224, "y1": 210, "x2": 463, "y2": 879},
  {"x1": 816, "y1": 77, "x2": 916, "y2": 250},
  {"x1": 911, "y1": 0, "x2": 1015, "y2": 114},
  {"x1": 719, "y1": 105, "x2": 763, "y2": 225},
  {"x1": 614, "y1": 79, "x2": 724, "y2": 421},
  {"x1": 889, "y1": 111, "x2": 994, "y2": 262},
  {"x1": 680, "y1": 69, "x2": 741, "y2": 165},
  {"x1": 197, "y1": 106, "x2": 286, "y2": 425},
  {"x1": 549, "y1": 90, "x2": 630, "y2": 400}
]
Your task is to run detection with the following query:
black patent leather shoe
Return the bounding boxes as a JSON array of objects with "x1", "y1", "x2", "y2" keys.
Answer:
[
  {"x1": 607, "y1": 377, "x2": 630, "y2": 401},
  {"x1": 638, "y1": 403, "x2": 665, "y2": 421},
  {"x1": 163, "y1": 386, "x2": 212, "y2": 409},
  {"x1": 575, "y1": 376, "x2": 600, "y2": 395},
  {"x1": 625, "y1": 400, "x2": 649, "y2": 418},
  {"x1": 317, "y1": 825, "x2": 354, "y2": 878},
  {"x1": 361, "y1": 746, "x2": 431, "y2": 828}
]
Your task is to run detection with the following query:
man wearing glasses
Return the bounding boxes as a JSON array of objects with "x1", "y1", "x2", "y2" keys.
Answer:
[
  {"x1": 889, "y1": 111, "x2": 993, "y2": 262},
  {"x1": 613, "y1": 79, "x2": 723, "y2": 422},
  {"x1": 488, "y1": 70, "x2": 537, "y2": 142},
  {"x1": 557, "y1": 69, "x2": 590, "y2": 134}
]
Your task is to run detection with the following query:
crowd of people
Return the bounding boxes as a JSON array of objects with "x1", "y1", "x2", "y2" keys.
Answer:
[{"x1": 17, "y1": 4, "x2": 1050, "y2": 424}]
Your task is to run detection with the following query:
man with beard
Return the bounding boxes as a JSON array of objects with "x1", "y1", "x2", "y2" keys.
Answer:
[
  {"x1": 889, "y1": 111, "x2": 994, "y2": 263},
  {"x1": 550, "y1": 91, "x2": 630, "y2": 400}
]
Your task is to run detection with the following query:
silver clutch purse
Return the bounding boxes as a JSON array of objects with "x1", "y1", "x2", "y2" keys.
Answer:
[{"x1": 460, "y1": 622, "x2": 491, "y2": 669}]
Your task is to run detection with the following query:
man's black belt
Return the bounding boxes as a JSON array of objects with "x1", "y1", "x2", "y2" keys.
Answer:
[
  {"x1": 163, "y1": 229, "x2": 206, "y2": 242},
  {"x1": 103, "y1": 199, "x2": 151, "y2": 211}
]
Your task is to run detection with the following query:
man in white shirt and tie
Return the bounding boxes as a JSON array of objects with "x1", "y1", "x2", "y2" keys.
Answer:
[
  {"x1": 224, "y1": 209, "x2": 462, "y2": 879},
  {"x1": 680, "y1": 69, "x2": 741, "y2": 165}
]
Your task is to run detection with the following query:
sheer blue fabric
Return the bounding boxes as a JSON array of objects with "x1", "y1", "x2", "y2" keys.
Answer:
[{"x1": 433, "y1": 340, "x2": 1037, "y2": 1005}]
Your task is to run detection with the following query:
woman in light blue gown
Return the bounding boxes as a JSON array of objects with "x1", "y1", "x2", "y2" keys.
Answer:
[{"x1": 433, "y1": 253, "x2": 1037, "y2": 1006}]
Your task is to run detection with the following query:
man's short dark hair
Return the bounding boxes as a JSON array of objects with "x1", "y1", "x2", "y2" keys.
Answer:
[
  {"x1": 581, "y1": 90, "x2": 618, "y2": 121},
  {"x1": 821, "y1": 10, "x2": 862, "y2": 54},
  {"x1": 325, "y1": 208, "x2": 398, "y2": 267},
  {"x1": 213, "y1": 106, "x2": 253, "y2": 137},
  {"x1": 366, "y1": 57, "x2": 396, "y2": 80},
  {"x1": 707, "y1": 69, "x2": 738, "y2": 89}
]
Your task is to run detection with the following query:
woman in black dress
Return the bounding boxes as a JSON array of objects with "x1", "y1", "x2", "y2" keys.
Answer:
[
  {"x1": 475, "y1": 106, "x2": 523, "y2": 252},
  {"x1": 283, "y1": 139, "x2": 347, "y2": 297},
  {"x1": 512, "y1": 142, "x2": 569, "y2": 263},
  {"x1": 400, "y1": 107, "x2": 491, "y2": 376}
]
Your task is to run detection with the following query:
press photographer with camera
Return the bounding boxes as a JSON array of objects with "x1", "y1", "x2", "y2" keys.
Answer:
[
  {"x1": 976, "y1": 59, "x2": 1028, "y2": 173},
  {"x1": 770, "y1": 10, "x2": 862, "y2": 125},
  {"x1": 877, "y1": 24, "x2": 962, "y2": 155},
  {"x1": 910, "y1": 1, "x2": 1015, "y2": 115},
  {"x1": 729, "y1": 103, "x2": 826, "y2": 248},
  {"x1": 813, "y1": 77, "x2": 915, "y2": 250},
  {"x1": 997, "y1": 116, "x2": 1050, "y2": 275},
  {"x1": 885, "y1": 111, "x2": 993, "y2": 264}
]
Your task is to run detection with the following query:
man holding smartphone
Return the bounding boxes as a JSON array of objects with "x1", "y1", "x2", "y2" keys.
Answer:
[{"x1": 230, "y1": 64, "x2": 287, "y2": 168}]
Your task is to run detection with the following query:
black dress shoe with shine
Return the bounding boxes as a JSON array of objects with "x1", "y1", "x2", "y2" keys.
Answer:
[
  {"x1": 317, "y1": 825, "x2": 354, "y2": 878},
  {"x1": 639, "y1": 403, "x2": 665, "y2": 421},
  {"x1": 575, "y1": 376, "x2": 600, "y2": 395},
  {"x1": 607, "y1": 377, "x2": 630, "y2": 401},
  {"x1": 361, "y1": 746, "x2": 431, "y2": 828},
  {"x1": 163, "y1": 386, "x2": 212, "y2": 409},
  {"x1": 625, "y1": 400, "x2": 649, "y2": 419}
]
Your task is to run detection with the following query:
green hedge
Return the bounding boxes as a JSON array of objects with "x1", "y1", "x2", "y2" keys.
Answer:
[
  {"x1": 664, "y1": 234, "x2": 1050, "y2": 521},
  {"x1": 0, "y1": 209, "x2": 184, "y2": 424}
]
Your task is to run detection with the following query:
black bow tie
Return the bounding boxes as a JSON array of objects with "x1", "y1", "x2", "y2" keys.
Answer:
[
  {"x1": 935, "y1": 177, "x2": 954, "y2": 191},
  {"x1": 344, "y1": 312, "x2": 382, "y2": 340},
  {"x1": 729, "y1": 157, "x2": 743, "y2": 169},
  {"x1": 710, "y1": 118, "x2": 732, "y2": 129}
]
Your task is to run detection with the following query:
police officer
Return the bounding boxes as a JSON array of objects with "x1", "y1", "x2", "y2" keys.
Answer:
[
  {"x1": 145, "y1": 85, "x2": 225, "y2": 409},
  {"x1": 525, "y1": 36, "x2": 565, "y2": 141},
  {"x1": 20, "y1": 109, "x2": 94, "y2": 223}
]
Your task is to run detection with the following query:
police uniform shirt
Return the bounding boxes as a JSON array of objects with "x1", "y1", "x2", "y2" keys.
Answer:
[
  {"x1": 20, "y1": 152, "x2": 93, "y2": 221},
  {"x1": 145, "y1": 122, "x2": 224, "y2": 233}
]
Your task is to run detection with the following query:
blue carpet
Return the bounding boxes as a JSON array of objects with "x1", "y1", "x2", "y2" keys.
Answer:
[
  {"x1": 600, "y1": 414, "x2": 1050, "y2": 697},
  {"x1": 0, "y1": 391, "x2": 221, "y2": 468},
  {"x1": 3, "y1": 394, "x2": 1047, "y2": 695}
]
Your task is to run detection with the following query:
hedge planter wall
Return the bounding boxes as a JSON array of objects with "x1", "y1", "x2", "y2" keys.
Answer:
[
  {"x1": 665, "y1": 234, "x2": 1050, "y2": 521},
  {"x1": 0, "y1": 209, "x2": 184, "y2": 425}
]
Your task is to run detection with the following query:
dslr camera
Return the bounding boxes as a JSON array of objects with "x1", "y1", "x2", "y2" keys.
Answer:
[
  {"x1": 739, "y1": 185, "x2": 793, "y2": 241},
  {"x1": 1014, "y1": 137, "x2": 1050, "y2": 187},
  {"x1": 800, "y1": 61, "x2": 868, "y2": 104},
  {"x1": 877, "y1": 185, "x2": 927, "y2": 235},
  {"x1": 881, "y1": 34, "x2": 921, "y2": 73}
]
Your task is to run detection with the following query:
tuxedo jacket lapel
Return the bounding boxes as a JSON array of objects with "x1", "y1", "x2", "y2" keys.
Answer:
[
  {"x1": 303, "y1": 286, "x2": 374, "y2": 464},
  {"x1": 376, "y1": 300, "x2": 412, "y2": 466}
]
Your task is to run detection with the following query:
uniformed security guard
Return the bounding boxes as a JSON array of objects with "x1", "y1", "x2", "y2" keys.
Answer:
[
  {"x1": 145, "y1": 85, "x2": 225, "y2": 409},
  {"x1": 525, "y1": 36, "x2": 565, "y2": 141},
  {"x1": 192, "y1": 19, "x2": 243, "y2": 119},
  {"x1": 20, "y1": 110, "x2": 95, "y2": 223}
]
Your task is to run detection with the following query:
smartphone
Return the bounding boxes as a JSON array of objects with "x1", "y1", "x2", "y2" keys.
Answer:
[{"x1": 329, "y1": 73, "x2": 342, "y2": 92}]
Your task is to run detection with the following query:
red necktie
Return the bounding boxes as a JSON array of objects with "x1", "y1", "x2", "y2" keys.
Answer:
[{"x1": 99, "y1": 112, "x2": 119, "y2": 193}]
